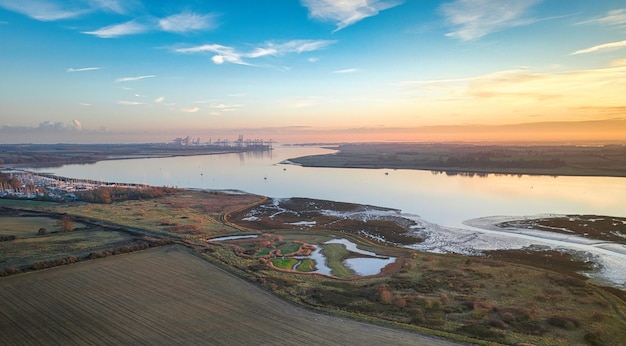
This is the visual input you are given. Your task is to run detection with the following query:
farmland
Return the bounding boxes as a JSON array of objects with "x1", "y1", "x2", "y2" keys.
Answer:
[
  {"x1": 1, "y1": 190, "x2": 626, "y2": 345},
  {"x1": 0, "y1": 245, "x2": 458, "y2": 346}
]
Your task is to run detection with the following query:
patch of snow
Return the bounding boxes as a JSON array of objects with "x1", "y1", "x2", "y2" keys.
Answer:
[{"x1": 289, "y1": 221, "x2": 316, "y2": 227}]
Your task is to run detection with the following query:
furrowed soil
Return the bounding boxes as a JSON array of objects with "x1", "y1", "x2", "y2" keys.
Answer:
[{"x1": 0, "y1": 245, "x2": 459, "y2": 346}]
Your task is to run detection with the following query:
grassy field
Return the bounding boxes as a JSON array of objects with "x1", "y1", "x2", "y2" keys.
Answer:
[
  {"x1": 290, "y1": 143, "x2": 626, "y2": 177},
  {"x1": 0, "y1": 216, "x2": 62, "y2": 237},
  {"x1": 0, "y1": 245, "x2": 459, "y2": 346}
]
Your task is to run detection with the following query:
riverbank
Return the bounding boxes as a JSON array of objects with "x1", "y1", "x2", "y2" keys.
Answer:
[
  {"x1": 462, "y1": 215, "x2": 626, "y2": 290},
  {"x1": 288, "y1": 143, "x2": 626, "y2": 177},
  {"x1": 0, "y1": 143, "x2": 271, "y2": 168}
]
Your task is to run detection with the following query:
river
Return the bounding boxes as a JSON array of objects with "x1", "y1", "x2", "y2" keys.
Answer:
[{"x1": 27, "y1": 145, "x2": 626, "y2": 228}]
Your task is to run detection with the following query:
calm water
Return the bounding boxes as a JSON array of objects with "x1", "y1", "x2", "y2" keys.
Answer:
[{"x1": 28, "y1": 146, "x2": 626, "y2": 228}]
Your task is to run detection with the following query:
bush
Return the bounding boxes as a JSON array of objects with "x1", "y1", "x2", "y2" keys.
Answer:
[
  {"x1": 38, "y1": 227, "x2": 48, "y2": 235},
  {"x1": 546, "y1": 315, "x2": 581, "y2": 330},
  {"x1": 0, "y1": 235, "x2": 16, "y2": 242}
]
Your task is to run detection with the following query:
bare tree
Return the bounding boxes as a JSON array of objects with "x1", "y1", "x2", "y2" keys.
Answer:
[{"x1": 58, "y1": 216, "x2": 74, "y2": 232}]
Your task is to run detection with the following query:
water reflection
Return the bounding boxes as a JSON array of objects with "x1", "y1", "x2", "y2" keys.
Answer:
[{"x1": 25, "y1": 146, "x2": 626, "y2": 228}]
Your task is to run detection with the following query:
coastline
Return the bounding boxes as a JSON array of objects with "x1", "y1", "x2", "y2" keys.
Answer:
[{"x1": 459, "y1": 215, "x2": 626, "y2": 290}]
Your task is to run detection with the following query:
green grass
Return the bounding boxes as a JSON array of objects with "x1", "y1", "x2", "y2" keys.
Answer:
[
  {"x1": 295, "y1": 259, "x2": 315, "y2": 272},
  {"x1": 279, "y1": 243, "x2": 301, "y2": 254},
  {"x1": 0, "y1": 199, "x2": 58, "y2": 208},
  {"x1": 271, "y1": 258, "x2": 299, "y2": 270},
  {"x1": 322, "y1": 243, "x2": 355, "y2": 277}
]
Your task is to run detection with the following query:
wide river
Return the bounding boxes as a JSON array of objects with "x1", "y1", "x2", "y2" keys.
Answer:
[{"x1": 28, "y1": 146, "x2": 626, "y2": 228}]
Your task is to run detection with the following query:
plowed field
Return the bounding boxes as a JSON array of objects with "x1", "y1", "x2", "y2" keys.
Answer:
[{"x1": 0, "y1": 245, "x2": 459, "y2": 345}]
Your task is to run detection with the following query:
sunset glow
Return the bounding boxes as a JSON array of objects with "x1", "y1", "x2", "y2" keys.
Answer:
[{"x1": 1, "y1": 1, "x2": 625, "y2": 143}]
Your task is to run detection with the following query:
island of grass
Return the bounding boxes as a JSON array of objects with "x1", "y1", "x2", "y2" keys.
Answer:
[
  {"x1": 288, "y1": 143, "x2": 626, "y2": 177},
  {"x1": 1, "y1": 189, "x2": 626, "y2": 345}
]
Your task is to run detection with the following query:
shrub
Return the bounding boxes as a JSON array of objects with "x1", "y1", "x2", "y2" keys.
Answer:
[
  {"x1": 584, "y1": 329, "x2": 606, "y2": 346},
  {"x1": 546, "y1": 315, "x2": 581, "y2": 330},
  {"x1": 38, "y1": 227, "x2": 48, "y2": 235}
]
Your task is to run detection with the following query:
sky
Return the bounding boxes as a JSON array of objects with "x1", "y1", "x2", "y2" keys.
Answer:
[{"x1": 1, "y1": 0, "x2": 625, "y2": 144}]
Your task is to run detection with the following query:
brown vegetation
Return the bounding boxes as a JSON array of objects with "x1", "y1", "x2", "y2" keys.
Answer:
[{"x1": 290, "y1": 143, "x2": 626, "y2": 177}]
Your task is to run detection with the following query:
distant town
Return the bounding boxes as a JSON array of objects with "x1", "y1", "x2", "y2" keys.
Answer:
[{"x1": 0, "y1": 135, "x2": 273, "y2": 167}]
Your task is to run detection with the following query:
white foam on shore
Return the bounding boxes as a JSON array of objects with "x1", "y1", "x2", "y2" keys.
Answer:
[{"x1": 403, "y1": 214, "x2": 626, "y2": 289}]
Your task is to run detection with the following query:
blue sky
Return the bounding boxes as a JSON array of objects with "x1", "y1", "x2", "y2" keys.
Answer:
[{"x1": 1, "y1": 0, "x2": 625, "y2": 143}]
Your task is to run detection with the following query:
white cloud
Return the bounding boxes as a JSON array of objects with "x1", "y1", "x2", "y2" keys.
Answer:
[
  {"x1": 83, "y1": 20, "x2": 148, "y2": 38},
  {"x1": 79, "y1": 102, "x2": 92, "y2": 106},
  {"x1": 67, "y1": 67, "x2": 100, "y2": 72},
  {"x1": 159, "y1": 11, "x2": 217, "y2": 33},
  {"x1": 212, "y1": 55, "x2": 225, "y2": 64},
  {"x1": 87, "y1": 0, "x2": 139, "y2": 15},
  {"x1": 181, "y1": 107, "x2": 200, "y2": 113},
  {"x1": 0, "y1": 0, "x2": 135, "y2": 21},
  {"x1": 572, "y1": 40, "x2": 626, "y2": 55},
  {"x1": 0, "y1": 0, "x2": 88, "y2": 21},
  {"x1": 211, "y1": 104, "x2": 243, "y2": 112},
  {"x1": 176, "y1": 44, "x2": 247, "y2": 65},
  {"x1": 333, "y1": 68, "x2": 358, "y2": 74},
  {"x1": 301, "y1": 0, "x2": 402, "y2": 32},
  {"x1": 578, "y1": 8, "x2": 626, "y2": 27},
  {"x1": 154, "y1": 96, "x2": 164, "y2": 103},
  {"x1": 117, "y1": 100, "x2": 145, "y2": 105},
  {"x1": 174, "y1": 39, "x2": 335, "y2": 66},
  {"x1": 115, "y1": 75, "x2": 155, "y2": 82},
  {"x1": 441, "y1": 0, "x2": 542, "y2": 41},
  {"x1": 72, "y1": 119, "x2": 82, "y2": 130}
]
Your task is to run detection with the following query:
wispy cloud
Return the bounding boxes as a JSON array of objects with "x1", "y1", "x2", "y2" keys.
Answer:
[
  {"x1": 158, "y1": 11, "x2": 217, "y2": 33},
  {"x1": 176, "y1": 44, "x2": 247, "y2": 65},
  {"x1": 154, "y1": 96, "x2": 164, "y2": 104},
  {"x1": 578, "y1": 8, "x2": 626, "y2": 27},
  {"x1": 117, "y1": 100, "x2": 145, "y2": 105},
  {"x1": 0, "y1": 0, "x2": 134, "y2": 21},
  {"x1": 174, "y1": 39, "x2": 336, "y2": 65},
  {"x1": 115, "y1": 75, "x2": 155, "y2": 82},
  {"x1": 301, "y1": 0, "x2": 402, "y2": 32},
  {"x1": 441, "y1": 0, "x2": 542, "y2": 41},
  {"x1": 67, "y1": 67, "x2": 101, "y2": 72},
  {"x1": 572, "y1": 40, "x2": 626, "y2": 55},
  {"x1": 181, "y1": 107, "x2": 200, "y2": 113},
  {"x1": 83, "y1": 20, "x2": 148, "y2": 38},
  {"x1": 211, "y1": 104, "x2": 242, "y2": 111},
  {"x1": 399, "y1": 66, "x2": 626, "y2": 110},
  {"x1": 333, "y1": 68, "x2": 358, "y2": 74},
  {"x1": 87, "y1": 0, "x2": 140, "y2": 15},
  {"x1": 0, "y1": 0, "x2": 88, "y2": 21}
]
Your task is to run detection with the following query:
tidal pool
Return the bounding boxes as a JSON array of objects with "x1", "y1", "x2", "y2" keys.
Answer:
[{"x1": 313, "y1": 238, "x2": 396, "y2": 276}]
